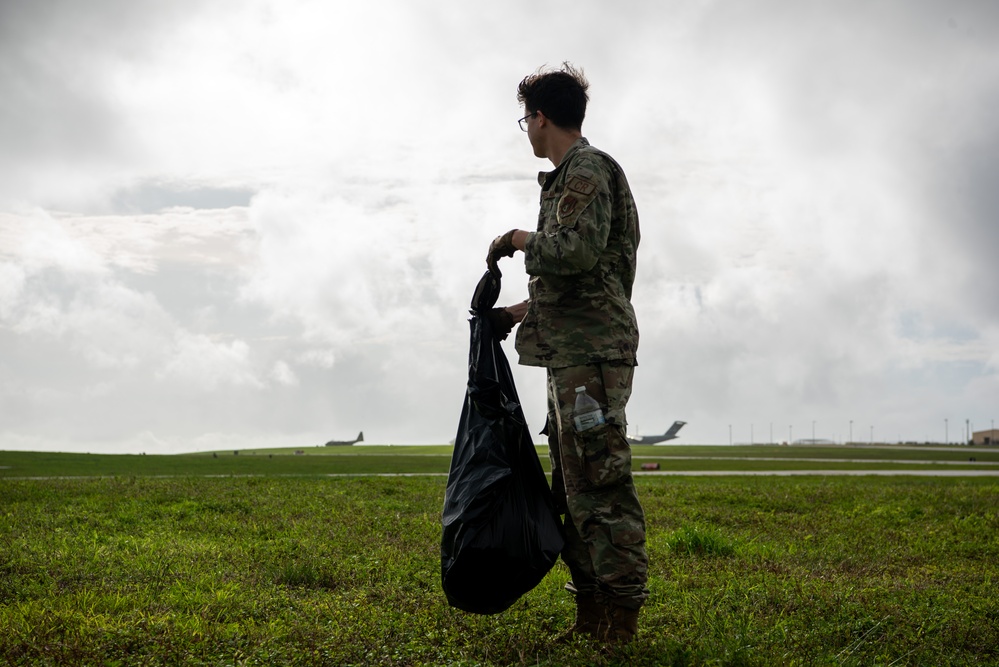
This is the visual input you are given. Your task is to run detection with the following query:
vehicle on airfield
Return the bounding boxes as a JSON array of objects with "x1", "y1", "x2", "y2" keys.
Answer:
[
  {"x1": 626, "y1": 421, "x2": 687, "y2": 445},
  {"x1": 324, "y1": 431, "x2": 364, "y2": 446}
]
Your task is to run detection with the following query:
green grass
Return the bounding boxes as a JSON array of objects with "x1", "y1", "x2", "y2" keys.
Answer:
[
  {"x1": 663, "y1": 525, "x2": 736, "y2": 558},
  {"x1": 651, "y1": 444, "x2": 999, "y2": 463},
  {"x1": 1, "y1": 474, "x2": 997, "y2": 665},
  {"x1": 2, "y1": 443, "x2": 997, "y2": 478},
  {"x1": 0, "y1": 449, "x2": 453, "y2": 478}
]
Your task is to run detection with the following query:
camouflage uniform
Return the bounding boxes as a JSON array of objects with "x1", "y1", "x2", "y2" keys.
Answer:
[
  {"x1": 515, "y1": 138, "x2": 648, "y2": 610},
  {"x1": 517, "y1": 138, "x2": 639, "y2": 368}
]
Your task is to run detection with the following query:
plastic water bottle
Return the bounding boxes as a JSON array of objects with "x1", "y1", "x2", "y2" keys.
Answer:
[{"x1": 573, "y1": 386, "x2": 605, "y2": 431}]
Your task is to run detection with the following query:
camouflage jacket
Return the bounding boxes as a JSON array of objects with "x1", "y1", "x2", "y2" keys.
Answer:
[{"x1": 515, "y1": 138, "x2": 640, "y2": 368}]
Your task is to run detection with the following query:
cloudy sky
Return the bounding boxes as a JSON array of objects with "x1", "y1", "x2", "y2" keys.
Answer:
[{"x1": 1, "y1": 0, "x2": 997, "y2": 453}]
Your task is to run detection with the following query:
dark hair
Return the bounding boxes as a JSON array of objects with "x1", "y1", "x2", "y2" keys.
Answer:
[{"x1": 516, "y1": 63, "x2": 589, "y2": 131}]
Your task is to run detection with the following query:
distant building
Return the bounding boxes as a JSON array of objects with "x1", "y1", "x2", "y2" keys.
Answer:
[{"x1": 972, "y1": 429, "x2": 998, "y2": 446}]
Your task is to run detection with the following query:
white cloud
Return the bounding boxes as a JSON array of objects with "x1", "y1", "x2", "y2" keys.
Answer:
[
  {"x1": 0, "y1": 261, "x2": 27, "y2": 321},
  {"x1": 158, "y1": 334, "x2": 263, "y2": 390},
  {"x1": 61, "y1": 281, "x2": 174, "y2": 370},
  {"x1": 271, "y1": 360, "x2": 298, "y2": 386},
  {"x1": 296, "y1": 348, "x2": 336, "y2": 369},
  {"x1": 6, "y1": 210, "x2": 109, "y2": 275},
  {"x1": 1, "y1": 0, "x2": 997, "y2": 450}
]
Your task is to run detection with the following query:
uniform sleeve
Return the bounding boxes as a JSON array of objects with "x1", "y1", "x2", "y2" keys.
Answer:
[{"x1": 524, "y1": 155, "x2": 613, "y2": 276}]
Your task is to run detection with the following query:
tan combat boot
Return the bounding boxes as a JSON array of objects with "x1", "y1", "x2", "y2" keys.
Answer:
[
  {"x1": 605, "y1": 603, "x2": 640, "y2": 644},
  {"x1": 558, "y1": 595, "x2": 606, "y2": 641}
]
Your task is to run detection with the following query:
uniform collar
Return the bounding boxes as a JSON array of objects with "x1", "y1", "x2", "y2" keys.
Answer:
[{"x1": 537, "y1": 137, "x2": 589, "y2": 188}]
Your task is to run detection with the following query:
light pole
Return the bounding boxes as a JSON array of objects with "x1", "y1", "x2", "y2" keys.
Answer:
[
  {"x1": 945, "y1": 418, "x2": 948, "y2": 445},
  {"x1": 751, "y1": 423, "x2": 754, "y2": 446},
  {"x1": 812, "y1": 420, "x2": 816, "y2": 443},
  {"x1": 728, "y1": 424, "x2": 732, "y2": 446},
  {"x1": 966, "y1": 418, "x2": 970, "y2": 445},
  {"x1": 789, "y1": 425, "x2": 793, "y2": 444},
  {"x1": 870, "y1": 425, "x2": 874, "y2": 444},
  {"x1": 849, "y1": 420, "x2": 853, "y2": 444},
  {"x1": 770, "y1": 422, "x2": 773, "y2": 445}
]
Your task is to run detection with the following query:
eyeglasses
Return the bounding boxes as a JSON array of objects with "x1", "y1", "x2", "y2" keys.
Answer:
[{"x1": 518, "y1": 112, "x2": 537, "y2": 132}]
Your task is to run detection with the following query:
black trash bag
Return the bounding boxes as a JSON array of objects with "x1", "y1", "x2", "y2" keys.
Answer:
[{"x1": 440, "y1": 271, "x2": 564, "y2": 615}]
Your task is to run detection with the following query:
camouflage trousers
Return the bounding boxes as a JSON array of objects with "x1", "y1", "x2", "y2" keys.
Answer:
[{"x1": 546, "y1": 361, "x2": 650, "y2": 610}]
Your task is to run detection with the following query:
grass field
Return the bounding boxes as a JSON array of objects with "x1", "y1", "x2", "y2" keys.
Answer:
[
  {"x1": 2, "y1": 443, "x2": 998, "y2": 478},
  {"x1": 1, "y1": 447, "x2": 998, "y2": 665}
]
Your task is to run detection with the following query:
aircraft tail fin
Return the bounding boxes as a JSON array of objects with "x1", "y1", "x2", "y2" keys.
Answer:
[
  {"x1": 664, "y1": 421, "x2": 687, "y2": 438},
  {"x1": 357, "y1": 431, "x2": 364, "y2": 443}
]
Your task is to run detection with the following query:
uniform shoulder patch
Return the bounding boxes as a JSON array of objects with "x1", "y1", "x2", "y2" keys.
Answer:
[
  {"x1": 565, "y1": 173, "x2": 597, "y2": 196},
  {"x1": 557, "y1": 167, "x2": 601, "y2": 228},
  {"x1": 558, "y1": 196, "x2": 577, "y2": 219}
]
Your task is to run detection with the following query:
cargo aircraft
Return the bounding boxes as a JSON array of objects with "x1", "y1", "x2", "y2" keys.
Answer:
[
  {"x1": 626, "y1": 421, "x2": 686, "y2": 445},
  {"x1": 324, "y1": 431, "x2": 364, "y2": 446}
]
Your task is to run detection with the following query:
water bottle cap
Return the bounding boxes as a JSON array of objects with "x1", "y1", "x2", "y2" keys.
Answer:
[{"x1": 575, "y1": 386, "x2": 586, "y2": 393}]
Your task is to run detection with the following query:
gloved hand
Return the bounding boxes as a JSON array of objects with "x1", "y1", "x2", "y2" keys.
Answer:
[
  {"x1": 484, "y1": 307, "x2": 514, "y2": 340},
  {"x1": 486, "y1": 230, "x2": 517, "y2": 276}
]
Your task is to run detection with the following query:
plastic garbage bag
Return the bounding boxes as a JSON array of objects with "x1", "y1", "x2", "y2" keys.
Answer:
[{"x1": 440, "y1": 271, "x2": 564, "y2": 615}]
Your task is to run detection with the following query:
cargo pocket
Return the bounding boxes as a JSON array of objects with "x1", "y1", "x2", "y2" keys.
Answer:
[{"x1": 574, "y1": 422, "x2": 632, "y2": 489}]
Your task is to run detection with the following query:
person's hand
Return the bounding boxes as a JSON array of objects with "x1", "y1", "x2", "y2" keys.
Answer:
[
  {"x1": 506, "y1": 301, "x2": 529, "y2": 324},
  {"x1": 485, "y1": 307, "x2": 514, "y2": 340},
  {"x1": 486, "y1": 230, "x2": 517, "y2": 276}
]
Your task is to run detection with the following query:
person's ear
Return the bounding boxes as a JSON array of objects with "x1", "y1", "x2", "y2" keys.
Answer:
[{"x1": 535, "y1": 110, "x2": 548, "y2": 128}]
